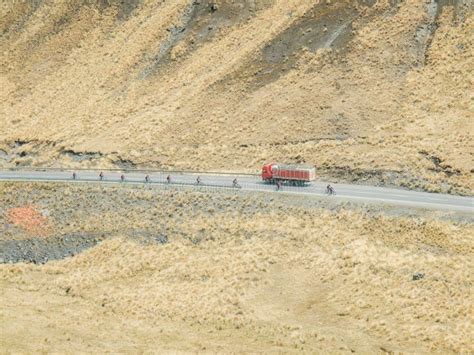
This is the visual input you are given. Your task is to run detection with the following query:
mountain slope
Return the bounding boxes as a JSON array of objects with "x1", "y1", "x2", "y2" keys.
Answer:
[{"x1": 0, "y1": 0, "x2": 472, "y2": 194}]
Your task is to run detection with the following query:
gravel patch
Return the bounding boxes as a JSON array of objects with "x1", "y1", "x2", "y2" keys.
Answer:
[{"x1": 0, "y1": 233, "x2": 105, "y2": 264}]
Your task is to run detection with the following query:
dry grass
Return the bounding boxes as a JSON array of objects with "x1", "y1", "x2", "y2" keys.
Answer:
[
  {"x1": 1, "y1": 182, "x2": 473, "y2": 352},
  {"x1": 0, "y1": 1, "x2": 472, "y2": 194}
]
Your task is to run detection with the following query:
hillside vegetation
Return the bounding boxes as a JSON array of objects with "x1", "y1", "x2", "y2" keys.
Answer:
[
  {"x1": 0, "y1": 0, "x2": 473, "y2": 194},
  {"x1": 1, "y1": 183, "x2": 473, "y2": 353}
]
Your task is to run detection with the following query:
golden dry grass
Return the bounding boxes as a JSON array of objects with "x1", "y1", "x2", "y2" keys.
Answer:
[
  {"x1": 0, "y1": 1, "x2": 472, "y2": 194},
  {"x1": 1, "y1": 182, "x2": 473, "y2": 352}
]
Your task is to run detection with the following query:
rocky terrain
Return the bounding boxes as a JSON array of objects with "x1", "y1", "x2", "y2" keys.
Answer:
[
  {"x1": 1, "y1": 182, "x2": 473, "y2": 352},
  {"x1": 1, "y1": 0, "x2": 473, "y2": 194}
]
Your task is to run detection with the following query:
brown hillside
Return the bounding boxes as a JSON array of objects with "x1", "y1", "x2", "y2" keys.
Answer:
[
  {"x1": 0, "y1": 0, "x2": 473, "y2": 193},
  {"x1": 1, "y1": 183, "x2": 473, "y2": 353}
]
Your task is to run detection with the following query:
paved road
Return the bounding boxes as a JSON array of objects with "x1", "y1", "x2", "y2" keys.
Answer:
[{"x1": 0, "y1": 169, "x2": 472, "y2": 212}]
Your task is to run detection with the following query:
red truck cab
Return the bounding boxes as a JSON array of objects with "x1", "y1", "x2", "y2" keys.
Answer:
[{"x1": 262, "y1": 163, "x2": 275, "y2": 181}]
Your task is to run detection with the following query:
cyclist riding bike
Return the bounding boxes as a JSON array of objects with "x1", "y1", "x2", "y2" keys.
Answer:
[
  {"x1": 120, "y1": 174, "x2": 125, "y2": 182},
  {"x1": 145, "y1": 174, "x2": 150, "y2": 183},
  {"x1": 196, "y1": 176, "x2": 202, "y2": 185},
  {"x1": 72, "y1": 172, "x2": 76, "y2": 180},
  {"x1": 326, "y1": 184, "x2": 336, "y2": 195},
  {"x1": 99, "y1": 172, "x2": 104, "y2": 181},
  {"x1": 232, "y1": 178, "x2": 240, "y2": 188},
  {"x1": 166, "y1": 175, "x2": 171, "y2": 184}
]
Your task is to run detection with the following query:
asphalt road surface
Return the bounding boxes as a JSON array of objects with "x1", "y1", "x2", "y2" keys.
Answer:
[{"x1": 0, "y1": 169, "x2": 472, "y2": 212}]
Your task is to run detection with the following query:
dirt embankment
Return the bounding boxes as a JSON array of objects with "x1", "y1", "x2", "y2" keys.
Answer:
[
  {"x1": 1, "y1": 182, "x2": 473, "y2": 352},
  {"x1": 0, "y1": 0, "x2": 473, "y2": 195}
]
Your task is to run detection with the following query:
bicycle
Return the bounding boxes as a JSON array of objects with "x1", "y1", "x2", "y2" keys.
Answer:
[
  {"x1": 232, "y1": 179, "x2": 241, "y2": 189},
  {"x1": 326, "y1": 185, "x2": 336, "y2": 195}
]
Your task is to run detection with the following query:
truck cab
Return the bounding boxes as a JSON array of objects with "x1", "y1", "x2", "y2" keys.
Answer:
[{"x1": 262, "y1": 163, "x2": 275, "y2": 181}]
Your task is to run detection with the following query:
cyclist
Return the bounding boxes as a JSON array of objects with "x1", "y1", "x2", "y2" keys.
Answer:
[
  {"x1": 99, "y1": 171, "x2": 104, "y2": 181},
  {"x1": 166, "y1": 175, "x2": 171, "y2": 184},
  {"x1": 145, "y1": 174, "x2": 150, "y2": 183},
  {"x1": 72, "y1": 172, "x2": 76, "y2": 180},
  {"x1": 326, "y1": 184, "x2": 335, "y2": 195},
  {"x1": 232, "y1": 178, "x2": 240, "y2": 188},
  {"x1": 196, "y1": 176, "x2": 201, "y2": 185},
  {"x1": 120, "y1": 174, "x2": 125, "y2": 182}
]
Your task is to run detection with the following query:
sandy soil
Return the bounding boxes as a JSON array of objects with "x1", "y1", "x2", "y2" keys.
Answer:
[
  {"x1": 1, "y1": 182, "x2": 473, "y2": 353},
  {"x1": 0, "y1": 1, "x2": 473, "y2": 194}
]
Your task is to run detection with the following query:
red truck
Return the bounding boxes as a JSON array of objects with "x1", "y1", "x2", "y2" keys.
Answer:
[{"x1": 261, "y1": 163, "x2": 316, "y2": 186}]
